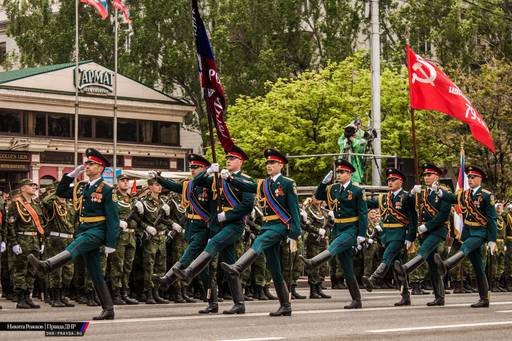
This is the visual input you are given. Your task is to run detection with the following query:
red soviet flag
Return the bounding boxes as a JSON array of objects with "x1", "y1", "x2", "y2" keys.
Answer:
[{"x1": 406, "y1": 44, "x2": 495, "y2": 153}]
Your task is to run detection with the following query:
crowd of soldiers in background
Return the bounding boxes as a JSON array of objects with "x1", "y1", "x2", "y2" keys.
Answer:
[{"x1": 0, "y1": 179, "x2": 511, "y2": 309}]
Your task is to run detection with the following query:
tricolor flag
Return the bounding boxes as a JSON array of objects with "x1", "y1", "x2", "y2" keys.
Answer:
[
  {"x1": 407, "y1": 44, "x2": 495, "y2": 153},
  {"x1": 191, "y1": 0, "x2": 234, "y2": 152},
  {"x1": 80, "y1": 0, "x2": 109, "y2": 20},
  {"x1": 113, "y1": 0, "x2": 132, "y2": 24},
  {"x1": 453, "y1": 145, "x2": 469, "y2": 240}
]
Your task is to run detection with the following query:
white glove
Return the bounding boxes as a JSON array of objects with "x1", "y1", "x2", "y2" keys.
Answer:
[
  {"x1": 418, "y1": 224, "x2": 428, "y2": 234},
  {"x1": 207, "y1": 163, "x2": 219, "y2": 175},
  {"x1": 162, "y1": 203, "x2": 170, "y2": 216},
  {"x1": 135, "y1": 201, "x2": 144, "y2": 214},
  {"x1": 68, "y1": 165, "x2": 84, "y2": 178},
  {"x1": 0, "y1": 241, "x2": 6, "y2": 253},
  {"x1": 375, "y1": 224, "x2": 383, "y2": 232},
  {"x1": 172, "y1": 222, "x2": 183, "y2": 234},
  {"x1": 404, "y1": 240, "x2": 412, "y2": 250},
  {"x1": 356, "y1": 244, "x2": 363, "y2": 251},
  {"x1": 148, "y1": 170, "x2": 158, "y2": 178},
  {"x1": 431, "y1": 181, "x2": 440, "y2": 192},
  {"x1": 505, "y1": 245, "x2": 508, "y2": 252},
  {"x1": 367, "y1": 238, "x2": 374, "y2": 245},
  {"x1": 119, "y1": 220, "x2": 128, "y2": 230},
  {"x1": 411, "y1": 185, "x2": 422, "y2": 195},
  {"x1": 39, "y1": 244, "x2": 45, "y2": 255},
  {"x1": 12, "y1": 244, "x2": 22, "y2": 255},
  {"x1": 167, "y1": 230, "x2": 175, "y2": 239},
  {"x1": 488, "y1": 241, "x2": 497, "y2": 255},
  {"x1": 220, "y1": 169, "x2": 230, "y2": 180},
  {"x1": 217, "y1": 212, "x2": 226, "y2": 223},
  {"x1": 328, "y1": 211, "x2": 335, "y2": 220},
  {"x1": 105, "y1": 247, "x2": 116, "y2": 256},
  {"x1": 300, "y1": 209, "x2": 308, "y2": 222},
  {"x1": 322, "y1": 170, "x2": 334, "y2": 184},
  {"x1": 145, "y1": 226, "x2": 157, "y2": 236},
  {"x1": 318, "y1": 228, "x2": 326, "y2": 237},
  {"x1": 357, "y1": 236, "x2": 366, "y2": 245}
]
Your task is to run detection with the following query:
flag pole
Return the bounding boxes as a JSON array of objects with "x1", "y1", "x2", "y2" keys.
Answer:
[
  {"x1": 406, "y1": 39, "x2": 419, "y2": 184},
  {"x1": 74, "y1": 0, "x2": 80, "y2": 168},
  {"x1": 113, "y1": 6, "x2": 119, "y2": 180}
]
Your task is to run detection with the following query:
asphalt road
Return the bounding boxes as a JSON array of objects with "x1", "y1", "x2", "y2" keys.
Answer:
[{"x1": 1, "y1": 288, "x2": 512, "y2": 340}]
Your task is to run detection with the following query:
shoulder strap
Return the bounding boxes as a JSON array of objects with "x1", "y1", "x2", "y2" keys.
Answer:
[{"x1": 16, "y1": 198, "x2": 44, "y2": 234}]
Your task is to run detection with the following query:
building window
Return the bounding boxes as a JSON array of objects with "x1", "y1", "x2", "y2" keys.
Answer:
[
  {"x1": 153, "y1": 121, "x2": 179, "y2": 146},
  {"x1": 96, "y1": 117, "x2": 113, "y2": 140},
  {"x1": 41, "y1": 151, "x2": 80, "y2": 165},
  {"x1": 117, "y1": 119, "x2": 137, "y2": 142},
  {"x1": 0, "y1": 42, "x2": 6, "y2": 64},
  {"x1": 34, "y1": 112, "x2": 46, "y2": 136},
  {"x1": 176, "y1": 158, "x2": 185, "y2": 171},
  {"x1": 132, "y1": 156, "x2": 169, "y2": 169},
  {"x1": 0, "y1": 110, "x2": 22, "y2": 134},
  {"x1": 79, "y1": 117, "x2": 92, "y2": 138},
  {"x1": 48, "y1": 114, "x2": 72, "y2": 137}
]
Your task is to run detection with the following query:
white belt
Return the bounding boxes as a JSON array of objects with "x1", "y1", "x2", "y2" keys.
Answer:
[
  {"x1": 17, "y1": 231, "x2": 37, "y2": 237},
  {"x1": 49, "y1": 232, "x2": 74, "y2": 239},
  {"x1": 122, "y1": 229, "x2": 135, "y2": 233}
]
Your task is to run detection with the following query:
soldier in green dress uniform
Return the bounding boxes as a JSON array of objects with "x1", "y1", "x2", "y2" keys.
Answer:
[
  {"x1": 394, "y1": 163, "x2": 451, "y2": 306},
  {"x1": 362, "y1": 168, "x2": 417, "y2": 307},
  {"x1": 299, "y1": 159, "x2": 368, "y2": 309},
  {"x1": 29, "y1": 148, "x2": 120, "y2": 320},
  {"x1": 434, "y1": 165, "x2": 497, "y2": 308}
]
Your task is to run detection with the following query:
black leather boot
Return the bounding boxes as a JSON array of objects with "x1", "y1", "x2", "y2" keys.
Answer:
[
  {"x1": 153, "y1": 287, "x2": 170, "y2": 304},
  {"x1": 394, "y1": 255, "x2": 424, "y2": 282},
  {"x1": 362, "y1": 263, "x2": 388, "y2": 292},
  {"x1": 299, "y1": 250, "x2": 332, "y2": 270},
  {"x1": 427, "y1": 276, "x2": 445, "y2": 306},
  {"x1": 25, "y1": 290, "x2": 40, "y2": 309},
  {"x1": 121, "y1": 288, "x2": 139, "y2": 305},
  {"x1": 434, "y1": 251, "x2": 465, "y2": 277},
  {"x1": 255, "y1": 285, "x2": 268, "y2": 300},
  {"x1": 60, "y1": 287, "x2": 75, "y2": 307},
  {"x1": 28, "y1": 251, "x2": 72, "y2": 275},
  {"x1": 291, "y1": 284, "x2": 306, "y2": 299},
  {"x1": 471, "y1": 275, "x2": 490, "y2": 308},
  {"x1": 243, "y1": 286, "x2": 254, "y2": 301},
  {"x1": 50, "y1": 288, "x2": 66, "y2": 307},
  {"x1": 153, "y1": 262, "x2": 180, "y2": 288},
  {"x1": 269, "y1": 281, "x2": 291, "y2": 316},
  {"x1": 16, "y1": 290, "x2": 31, "y2": 309},
  {"x1": 199, "y1": 284, "x2": 219, "y2": 314},
  {"x1": 182, "y1": 286, "x2": 196, "y2": 303},
  {"x1": 175, "y1": 252, "x2": 212, "y2": 283},
  {"x1": 92, "y1": 282, "x2": 115, "y2": 320},
  {"x1": 145, "y1": 289, "x2": 156, "y2": 304},
  {"x1": 316, "y1": 283, "x2": 331, "y2": 299},
  {"x1": 223, "y1": 275, "x2": 245, "y2": 314},
  {"x1": 309, "y1": 282, "x2": 321, "y2": 299},
  {"x1": 221, "y1": 249, "x2": 258, "y2": 277},
  {"x1": 452, "y1": 280, "x2": 464, "y2": 293},
  {"x1": 394, "y1": 281, "x2": 411, "y2": 307},
  {"x1": 344, "y1": 278, "x2": 362, "y2": 309},
  {"x1": 112, "y1": 288, "x2": 126, "y2": 305},
  {"x1": 264, "y1": 285, "x2": 278, "y2": 300}
]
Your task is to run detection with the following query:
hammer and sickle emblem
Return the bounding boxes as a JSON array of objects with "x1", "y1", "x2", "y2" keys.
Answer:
[{"x1": 412, "y1": 56, "x2": 437, "y2": 87}]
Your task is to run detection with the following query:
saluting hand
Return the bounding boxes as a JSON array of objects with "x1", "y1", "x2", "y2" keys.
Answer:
[{"x1": 322, "y1": 170, "x2": 334, "y2": 184}]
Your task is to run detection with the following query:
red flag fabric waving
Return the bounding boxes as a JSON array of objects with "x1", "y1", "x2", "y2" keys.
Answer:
[
  {"x1": 406, "y1": 44, "x2": 495, "y2": 153},
  {"x1": 80, "y1": 0, "x2": 109, "y2": 20},
  {"x1": 130, "y1": 178, "x2": 137, "y2": 194},
  {"x1": 113, "y1": 0, "x2": 132, "y2": 24}
]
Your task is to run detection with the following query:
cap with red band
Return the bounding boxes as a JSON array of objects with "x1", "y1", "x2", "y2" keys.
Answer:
[
  {"x1": 264, "y1": 148, "x2": 288, "y2": 164},
  {"x1": 421, "y1": 162, "x2": 442, "y2": 176},
  {"x1": 335, "y1": 159, "x2": 355, "y2": 173},
  {"x1": 85, "y1": 148, "x2": 110, "y2": 167},
  {"x1": 187, "y1": 153, "x2": 211, "y2": 168},
  {"x1": 385, "y1": 167, "x2": 406, "y2": 182},
  {"x1": 465, "y1": 165, "x2": 486, "y2": 179},
  {"x1": 226, "y1": 145, "x2": 249, "y2": 161}
]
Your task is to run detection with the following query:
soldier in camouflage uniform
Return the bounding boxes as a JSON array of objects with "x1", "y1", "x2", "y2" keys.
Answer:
[
  {"x1": 504, "y1": 204, "x2": 512, "y2": 291},
  {"x1": 302, "y1": 196, "x2": 331, "y2": 299},
  {"x1": 139, "y1": 178, "x2": 179, "y2": 304},
  {"x1": 281, "y1": 234, "x2": 305, "y2": 299},
  {"x1": 6, "y1": 179, "x2": 43, "y2": 309},
  {"x1": 41, "y1": 191, "x2": 75, "y2": 307},
  {"x1": 5, "y1": 190, "x2": 21, "y2": 302},
  {"x1": 363, "y1": 209, "x2": 382, "y2": 284},
  {"x1": 489, "y1": 203, "x2": 506, "y2": 292},
  {"x1": 109, "y1": 174, "x2": 140, "y2": 305}
]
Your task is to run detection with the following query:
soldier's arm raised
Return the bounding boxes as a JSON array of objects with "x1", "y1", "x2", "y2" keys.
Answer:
[{"x1": 157, "y1": 177, "x2": 183, "y2": 194}]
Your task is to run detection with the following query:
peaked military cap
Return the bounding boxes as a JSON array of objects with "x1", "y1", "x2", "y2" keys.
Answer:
[
  {"x1": 466, "y1": 165, "x2": 486, "y2": 179},
  {"x1": 421, "y1": 162, "x2": 443, "y2": 176},
  {"x1": 18, "y1": 178, "x2": 35, "y2": 186},
  {"x1": 85, "y1": 148, "x2": 110, "y2": 167},
  {"x1": 226, "y1": 145, "x2": 249, "y2": 161},
  {"x1": 264, "y1": 148, "x2": 288, "y2": 164},
  {"x1": 335, "y1": 159, "x2": 356, "y2": 173},
  {"x1": 187, "y1": 153, "x2": 211, "y2": 168},
  {"x1": 117, "y1": 173, "x2": 130, "y2": 181},
  {"x1": 385, "y1": 168, "x2": 406, "y2": 182}
]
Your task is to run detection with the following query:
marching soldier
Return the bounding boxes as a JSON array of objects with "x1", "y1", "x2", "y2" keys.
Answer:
[
  {"x1": 6, "y1": 179, "x2": 43, "y2": 309},
  {"x1": 490, "y1": 203, "x2": 506, "y2": 291},
  {"x1": 174, "y1": 146, "x2": 255, "y2": 315},
  {"x1": 220, "y1": 148, "x2": 301, "y2": 316},
  {"x1": 109, "y1": 174, "x2": 140, "y2": 305},
  {"x1": 434, "y1": 165, "x2": 497, "y2": 308},
  {"x1": 138, "y1": 178, "x2": 178, "y2": 304},
  {"x1": 299, "y1": 160, "x2": 368, "y2": 309},
  {"x1": 41, "y1": 191, "x2": 75, "y2": 307},
  {"x1": 504, "y1": 204, "x2": 512, "y2": 291},
  {"x1": 28, "y1": 148, "x2": 120, "y2": 320},
  {"x1": 394, "y1": 163, "x2": 451, "y2": 306},
  {"x1": 362, "y1": 168, "x2": 417, "y2": 307},
  {"x1": 151, "y1": 154, "x2": 213, "y2": 311}
]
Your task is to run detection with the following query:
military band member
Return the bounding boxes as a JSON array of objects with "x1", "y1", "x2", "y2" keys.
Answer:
[
  {"x1": 174, "y1": 146, "x2": 255, "y2": 315},
  {"x1": 394, "y1": 163, "x2": 451, "y2": 306},
  {"x1": 434, "y1": 165, "x2": 497, "y2": 308},
  {"x1": 152, "y1": 154, "x2": 215, "y2": 313},
  {"x1": 299, "y1": 160, "x2": 368, "y2": 309},
  {"x1": 28, "y1": 148, "x2": 120, "y2": 320},
  {"x1": 109, "y1": 174, "x2": 140, "y2": 305},
  {"x1": 220, "y1": 148, "x2": 301, "y2": 316},
  {"x1": 362, "y1": 168, "x2": 417, "y2": 306},
  {"x1": 7, "y1": 179, "x2": 43, "y2": 309}
]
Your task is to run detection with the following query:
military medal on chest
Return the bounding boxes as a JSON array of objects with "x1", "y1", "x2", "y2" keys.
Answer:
[
  {"x1": 395, "y1": 196, "x2": 402, "y2": 210},
  {"x1": 347, "y1": 190, "x2": 353, "y2": 201}
]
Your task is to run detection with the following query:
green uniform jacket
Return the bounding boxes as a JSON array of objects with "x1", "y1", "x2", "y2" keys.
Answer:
[
  {"x1": 139, "y1": 194, "x2": 173, "y2": 233},
  {"x1": 194, "y1": 171, "x2": 255, "y2": 234},
  {"x1": 367, "y1": 189, "x2": 417, "y2": 244},
  {"x1": 414, "y1": 189, "x2": 451, "y2": 239},
  {"x1": 315, "y1": 181, "x2": 368, "y2": 238},
  {"x1": 113, "y1": 192, "x2": 139, "y2": 231},
  {"x1": 42, "y1": 194, "x2": 75, "y2": 235},
  {"x1": 439, "y1": 187, "x2": 497, "y2": 242},
  {"x1": 505, "y1": 212, "x2": 512, "y2": 245},
  {"x1": 157, "y1": 177, "x2": 209, "y2": 236},
  {"x1": 6, "y1": 196, "x2": 43, "y2": 245},
  {"x1": 57, "y1": 175, "x2": 119, "y2": 249},
  {"x1": 229, "y1": 174, "x2": 301, "y2": 239}
]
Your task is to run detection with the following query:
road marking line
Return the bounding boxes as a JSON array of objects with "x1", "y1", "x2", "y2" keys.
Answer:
[
  {"x1": 89, "y1": 301, "x2": 512, "y2": 325},
  {"x1": 218, "y1": 338, "x2": 285, "y2": 341},
  {"x1": 368, "y1": 320, "x2": 512, "y2": 333}
]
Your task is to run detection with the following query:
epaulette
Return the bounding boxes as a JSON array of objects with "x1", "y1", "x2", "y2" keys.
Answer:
[
  {"x1": 482, "y1": 189, "x2": 492, "y2": 194},
  {"x1": 440, "y1": 185, "x2": 452, "y2": 193},
  {"x1": 281, "y1": 176, "x2": 295, "y2": 183},
  {"x1": 103, "y1": 181, "x2": 113, "y2": 188},
  {"x1": 241, "y1": 172, "x2": 252, "y2": 179}
]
